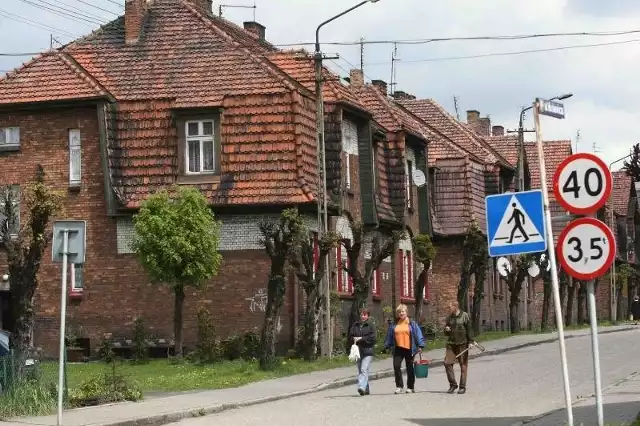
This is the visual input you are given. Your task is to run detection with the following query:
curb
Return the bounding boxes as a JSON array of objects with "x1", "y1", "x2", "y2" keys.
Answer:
[{"x1": 28, "y1": 326, "x2": 640, "y2": 426}]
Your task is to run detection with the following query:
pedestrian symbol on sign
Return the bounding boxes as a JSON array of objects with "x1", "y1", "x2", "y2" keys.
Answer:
[{"x1": 485, "y1": 190, "x2": 547, "y2": 257}]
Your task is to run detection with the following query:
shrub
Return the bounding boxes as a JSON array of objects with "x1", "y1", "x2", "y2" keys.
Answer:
[
  {"x1": 68, "y1": 363, "x2": 143, "y2": 407},
  {"x1": 221, "y1": 334, "x2": 245, "y2": 361},
  {"x1": 0, "y1": 379, "x2": 57, "y2": 419},
  {"x1": 188, "y1": 307, "x2": 222, "y2": 363},
  {"x1": 242, "y1": 331, "x2": 260, "y2": 360},
  {"x1": 132, "y1": 318, "x2": 149, "y2": 364},
  {"x1": 97, "y1": 338, "x2": 115, "y2": 364}
]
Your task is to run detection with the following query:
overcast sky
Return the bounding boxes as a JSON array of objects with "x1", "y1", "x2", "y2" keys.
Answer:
[{"x1": 1, "y1": 0, "x2": 639, "y2": 169}]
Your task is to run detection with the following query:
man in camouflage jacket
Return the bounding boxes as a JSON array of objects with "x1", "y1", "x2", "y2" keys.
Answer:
[{"x1": 444, "y1": 301, "x2": 475, "y2": 394}]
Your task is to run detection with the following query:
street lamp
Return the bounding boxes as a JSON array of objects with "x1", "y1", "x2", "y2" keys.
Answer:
[
  {"x1": 515, "y1": 93, "x2": 574, "y2": 192},
  {"x1": 314, "y1": 0, "x2": 380, "y2": 358},
  {"x1": 608, "y1": 152, "x2": 632, "y2": 324}
]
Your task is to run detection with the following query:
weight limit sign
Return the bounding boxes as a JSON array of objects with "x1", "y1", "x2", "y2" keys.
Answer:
[
  {"x1": 553, "y1": 152, "x2": 613, "y2": 215},
  {"x1": 557, "y1": 217, "x2": 616, "y2": 281}
]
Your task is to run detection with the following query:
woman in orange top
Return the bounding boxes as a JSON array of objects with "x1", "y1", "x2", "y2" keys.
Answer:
[{"x1": 384, "y1": 304, "x2": 425, "y2": 393}]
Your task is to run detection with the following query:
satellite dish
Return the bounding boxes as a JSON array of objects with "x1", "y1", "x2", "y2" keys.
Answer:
[
  {"x1": 496, "y1": 257, "x2": 511, "y2": 277},
  {"x1": 540, "y1": 253, "x2": 551, "y2": 272},
  {"x1": 412, "y1": 169, "x2": 426, "y2": 187},
  {"x1": 528, "y1": 262, "x2": 540, "y2": 278}
]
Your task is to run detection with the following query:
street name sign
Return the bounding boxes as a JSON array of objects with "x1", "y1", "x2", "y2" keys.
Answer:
[
  {"x1": 557, "y1": 217, "x2": 616, "y2": 281},
  {"x1": 485, "y1": 190, "x2": 547, "y2": 257},
  {"x1": 553, "y1": 153, "x2": 612, "y2": 215},
  {"x1": 537, "y1": 98, "x2": 566, "y2": 119}
]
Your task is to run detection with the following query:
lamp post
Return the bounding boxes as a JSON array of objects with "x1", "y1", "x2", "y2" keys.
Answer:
[
  {"x1": 608, "y1": 153, "x2": 632, "y2": 323},
  {"x1": 315, "y1": 0, "x2": 380, "y2": 358}
]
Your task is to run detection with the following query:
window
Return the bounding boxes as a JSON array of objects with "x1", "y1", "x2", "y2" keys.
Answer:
[
  {"x1": 372, "y1": 269, "x2": 382, "y2": 296},
  {"x1": 69, "y1": 129, "x2": 81, "y2": 187},
  {"x1": 0, "y1": 185, "x2": 20, "y2": 237},
  {"x1": 406, "y1": 160, "x2": 414, "y2": 209},
  {"x1": 429, "y1": 168, "x2": 437, "y2": 208},
  {"x1": 335, "y1": 244, "x2": 353, "y2": 294},
  {"x1": 0, "y1": 127, "x2": 20, "y2": 149},
  {"x1": 70, "y1": 263, "x2": 84, "y2": 293},
  {"x1": 185, "y1": 120, "x2": 215, "y2": 174},
  {"x1": 341, "y1": 119, "x2": 358, "y2": 190},
  {"x1": 398, "y1": 249, "x2": 414, "y2": 299}
]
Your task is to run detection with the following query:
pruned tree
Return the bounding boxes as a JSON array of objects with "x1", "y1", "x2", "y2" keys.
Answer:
[
  {"x1": 287, "y1": 213, "x2": 340, "y2": 361},
  {"x1": 412, "y1": 233, "x2": 436, "y2": 325},
  {"x1": 577, "y1": 281, "x2": 586, "y2": 324},
  {"x1": 342, "y1": 217, "x2": 402, "y2": 346},
  {"x1": 623, "y1": 143, "x2": 640, "y2": 181},
  {"x1": 0, "y1": 166, "x2": 61, "y2": 378},
  {"x1": 458, "y1": 222, "x2": 486, "y2": 315},
  {"x1": 616, "y1": 263, "x2": 634, "y2": 322},
  {"x1": 258, "y1": 208, "x2": 300, "y2": 370},
  {"x1": 499, "y1": 254, "x2": 532, "y2": 333},
  {"x1": 132, "y1": 187, "x2": 222, "y2": 358},
  {"x1": 566, "y1": 279, "x2": 577, "y2": 326},
  {"x1": 531, "y1": 253, "x2": 552, "y2": 331}
]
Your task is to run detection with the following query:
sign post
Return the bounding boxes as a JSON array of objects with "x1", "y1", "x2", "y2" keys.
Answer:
[
  {"x1": 554, "y1": 153, "x2": 614, "y2": 426},
  {"x1": 534, "y1": 98, "x2": 574, "y2": 426},
  {"x1": 52, "y1": 220, "x2": 86, "y2": 426}
]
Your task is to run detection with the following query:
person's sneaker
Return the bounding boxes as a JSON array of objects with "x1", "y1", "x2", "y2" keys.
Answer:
[
  {"x1": 357, "y1": 388, "x2": 365, "y2": 396},
  {"x1": 447, "y1": 385, "x2": 458, "y2": 394},
  {"x1": 364, "y1": 388, "x2": 370, "y2": 395},
  {"x1": 405, "y1": 388, "x2": 415, "y2": 394},
  {"x1": 395, "y1": 388, "x2": 404, "y2": 394},
  {"x1": 458, "y1": 388, "x2": 466, "y2": 395}
]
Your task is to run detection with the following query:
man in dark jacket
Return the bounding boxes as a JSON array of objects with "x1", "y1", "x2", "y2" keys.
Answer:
[
  {"x1": 444, "y1": 301, "x2": 475, "y2": 394},
  {"x1": 631, "y1": 295, "x2": 640, "y2": 325},
  {"x1": 350, "y1": 307, "x2": 376, "y2": 396}
]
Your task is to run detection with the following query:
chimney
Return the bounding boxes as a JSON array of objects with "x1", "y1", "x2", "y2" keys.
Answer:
[
  {"x1": 371, "y1": 80, "x2": 388, "y2": 96},
  {"x1": 393, "y1": 91, "x2": 416, "y2": 101},
  {"x1": 478, "y1": 117, "x2": 491, "y2": 136},
  {"x1": 125, "y1": 0, "x2": 147, "y2": 44},
  {"x1": 492, "y1": 125, "x2": 505, "y2": 136},
  {"x1": 243, "y1": 21, "x2": 266, "y2": 41},
  {"x1": 186, "y1": 0, "x2": 212, "y2": 14},
  {"x1": 466, "y1": 110, "x2": 480, "y2": 123},
  {"x1": 349, "y1": 69, "x2": 364, "y2": 87}
]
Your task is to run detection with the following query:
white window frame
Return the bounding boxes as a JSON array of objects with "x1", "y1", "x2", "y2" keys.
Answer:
[
  {"x1": 341, "y1": 119, "x2": 358, "y2": 190},
  {"x1": 406, "y1": 160, "x2": 413, "y2": 209},
  {"x1": 69, "y1": 129, "x2": 81, "y2": 186},
  {"x1": 70, "y1": 263, "x2": 84, "y2": 293},
  {"x1": 0, "y1": 185, "x2": 20, "y2": 238},
  {"x1": 185, "y1": 119, "x2": 216, "y2": 175},
  {"x1": 402, "y1": 249, "x2": 414, "y2": 298},
  {"x1": 0, "y1": 127, "x2": 20, "y2": 148}
]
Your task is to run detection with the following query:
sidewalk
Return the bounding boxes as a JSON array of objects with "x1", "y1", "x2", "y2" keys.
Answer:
[{"x1": 4, "y1": 325, "x2": 635, "y2": 426}]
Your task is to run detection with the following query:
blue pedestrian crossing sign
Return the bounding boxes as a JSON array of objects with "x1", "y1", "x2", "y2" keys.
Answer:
[{"x1": 485, "y1": 190, "x2": 547, "y2": 257}]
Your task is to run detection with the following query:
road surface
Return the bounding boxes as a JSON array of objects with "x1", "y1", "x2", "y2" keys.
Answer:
[{"x1": 171, "y1": 328, "x2": 640, "y2": 426}]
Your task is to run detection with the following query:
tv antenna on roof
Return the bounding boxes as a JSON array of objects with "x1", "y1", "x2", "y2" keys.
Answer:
[{"x1": 218, "y1": 0, "x2": 257, "y2": 20}]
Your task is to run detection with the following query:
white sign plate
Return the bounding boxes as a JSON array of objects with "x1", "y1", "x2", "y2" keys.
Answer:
[{"x1": 553, "y1": 153, "x2": 612, "y2": 215}]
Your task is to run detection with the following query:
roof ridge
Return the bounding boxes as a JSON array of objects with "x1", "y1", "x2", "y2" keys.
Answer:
[
  {"x1": 367, "y1": 85, "x2": 405, "y2": 132},
  {"x1": 0, "y1": 51, "x2": 49, "y2": 82},
  {"x1": 56, "y1": 52, "x2": 111, "y2": 99},
  {"x1": 458, "y1": 121, "x2": 512, "y2": 167},
  {"x1": 180, "y1": 0, "x2": 298, "y2": 93}
]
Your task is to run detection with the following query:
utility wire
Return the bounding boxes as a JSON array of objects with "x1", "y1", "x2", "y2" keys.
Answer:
[
  {"x1": 275, "y1": 28, "x2": 640, "y2": 47},
  {"x1": 0, "y1": 8, "x2": 80, "y2": 38},
  {"x1": 18, "y1": 0, "x2": 106, "y2": 26},
  {"x1": 74, "y1": 0, "x2": 120, "y2": 16},
  {"x1": 364, "y1": 37, "x2": 640, "y2": 65},
  {"x1": 103, "y1": 0, "x2": 124, "y2": 8},
  {"x1": 29, "y1": 0, "x2": 108, "y2": 23}
]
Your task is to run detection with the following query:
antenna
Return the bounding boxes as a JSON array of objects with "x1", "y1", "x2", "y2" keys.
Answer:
[
  {"x1": 360, "y1": 37, "x2": 365, "y2": 72},
  {"x1": 592, "y1": 141, "x2": 601, "y2": 153},
  {"x1": 575, "y1": 129, "x2": 580, "y2": 153},
  {"x1": 453, "y1": 96, "x2": 460, "y2": 121},
  {"x1": 389, "y1": 42, "x2": 398, "y2": 96},
  {"x1": 219, "y1": 1, "x2": 257, "y2": 19}
]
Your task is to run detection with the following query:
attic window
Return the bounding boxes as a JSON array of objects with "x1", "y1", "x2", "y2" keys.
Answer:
[{"x1": 177, "y1": 113, "x2": 222, "y2": 183}]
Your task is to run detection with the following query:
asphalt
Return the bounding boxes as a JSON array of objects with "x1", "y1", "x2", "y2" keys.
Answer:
[{"x1": 3, "y1": 325, "x2": 637, "y2": 426}]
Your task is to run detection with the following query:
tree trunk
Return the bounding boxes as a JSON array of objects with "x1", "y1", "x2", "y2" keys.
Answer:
[
  {"x1": 577, "y1": 284, "x2": 586, "y2": 325},
  {"x1": 260, "y1": 273, "x2": 286, "y2": 370},
  {"x1": 541, "y1": 282, "x2": 551, "y2": 332},
  {"x1": 414, "y1": 269, "x2": 426, "y2": 326},
  {"x1": 346, "y1": 279, "x2": 368, "y2": 353},
  {"x1": 566, "y1": 283, "x2": 576, "y2": 326},
  {"x1": 509, "y1": 290, "x2": 520, "y2": 333},
  {"x1": 558, "y1": 281, "x2": 567, "y2": 327},
  {"x1": 471, "y1": 268, "x2": 486, "y2": 335},
  {"x1": 173, "y1": 285, "x2": 185, "y2": 357},
  {"x1": 301, "y1": 286, "x2": 321, "y2": 361},
  {"x1": 457, "y1": 272, "x2": 470, "y2": 312},
  {"x1": 617, "y1": 286, "x2": 624, "y2": 322}
]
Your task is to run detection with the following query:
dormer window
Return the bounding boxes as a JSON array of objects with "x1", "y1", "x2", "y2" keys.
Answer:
[
  {"x1": 176, "y1": 112, "x2": 221, "y2": 183},
  {"x1": 342, "y1": 119, "x2": 359, "y2": 190}
]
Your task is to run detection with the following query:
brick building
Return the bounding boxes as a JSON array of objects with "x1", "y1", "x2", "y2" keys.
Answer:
[{"x1": 0, "y1": 0, "x2": 435, "y2": 356}]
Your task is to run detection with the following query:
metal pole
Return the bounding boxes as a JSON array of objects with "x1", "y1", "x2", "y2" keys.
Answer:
[
  {"x1": 586, "y1": 278, "x2": 604, "y2": 425},
  {"x1": 57, "y1": 229, "x2": 69, "y2": 426},
  {"x1": 533, "y1": 100, "x2": 574, "y2": 426}
]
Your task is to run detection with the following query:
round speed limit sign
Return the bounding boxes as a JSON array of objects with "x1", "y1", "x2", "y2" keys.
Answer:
[
  {"x1": 557, "y1": 217, "x2": 616, "y2": 281},
  {"x1": 553, "y1": 153, "x2": 612, "y2": 215}
]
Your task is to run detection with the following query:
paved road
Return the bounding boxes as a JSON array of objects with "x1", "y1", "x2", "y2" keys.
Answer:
[{"x1": 171, "y1": 328, "x2": 640, "y2": 426}]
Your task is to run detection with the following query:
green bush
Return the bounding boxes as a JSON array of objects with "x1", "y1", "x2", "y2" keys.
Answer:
[
  {"x1": 242, "y1": 331, "x2": 260, "y2": 360},
  {"x1": 132, "y1": 318, "x2": 149, "y2": 364},
  {"x1": 221, "y1": 334, "x2": 245, "y2": 361},
  {"x1": 68, "y1": 364, "x2": 143, "y2": 407},
  {"x1": 188, "y1": 308, "x2": 222, "y2": 363},
  {"x1": 0, "y1": 379, "x2": 57, "y2": 420}
]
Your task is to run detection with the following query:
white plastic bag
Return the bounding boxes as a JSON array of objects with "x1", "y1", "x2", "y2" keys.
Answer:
[{"x1": 348, "y1": 343, "x2": 361, "y2": 362}]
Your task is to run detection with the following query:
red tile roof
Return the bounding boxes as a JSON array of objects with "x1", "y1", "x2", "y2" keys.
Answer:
[
  {"x1": 612, "y1": 170, "x2": 632, "y2": 216},
  {"x1": 0, "y1": 52, "x2": 108, "y2": 105},
  {"x1": 397, "y1": 99, "x2": 511, "y2": 168},
  {"x1": 486, "y1": 135, "x2": 519, "y2": 168},
  {"x1": 524, "y1": 140, "x2": 572, "y2": 200}
]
